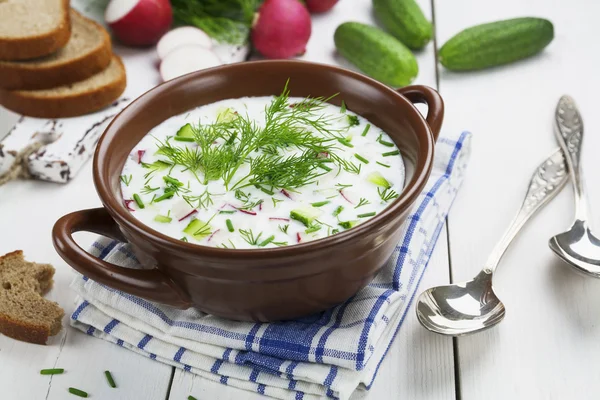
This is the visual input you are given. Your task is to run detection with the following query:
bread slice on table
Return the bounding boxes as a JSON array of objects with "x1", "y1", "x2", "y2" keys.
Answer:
[
  {"x1": 0, "y1": 0, "x2": 71, "y2": 61},
  {"x1": 0, "y1": 55, "x2": 127, "y2": 118},
  {"x1": 0, "y1": 250, "x2": 64, "y2": 345},
  {"x1": 0, "y1": 10, "x2": 112, "y2": 90}
]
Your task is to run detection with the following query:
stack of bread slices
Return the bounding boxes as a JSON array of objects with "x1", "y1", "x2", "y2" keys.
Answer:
[{"x1": 0, "y1": 0, "x2": 126, "y2": 118}]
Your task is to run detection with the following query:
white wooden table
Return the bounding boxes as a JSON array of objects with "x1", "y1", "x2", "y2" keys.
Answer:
[{"x1": 2, "y1": 0, "x2": 600, "y2": 398}]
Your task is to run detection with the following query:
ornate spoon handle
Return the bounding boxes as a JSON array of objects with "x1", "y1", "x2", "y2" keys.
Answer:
[
  {"x1": 484, "y1": 149, "x2": 568, "y2": 272},
  {"x1": 555, "y1": 95, "x2": 587, "y2": 220}
]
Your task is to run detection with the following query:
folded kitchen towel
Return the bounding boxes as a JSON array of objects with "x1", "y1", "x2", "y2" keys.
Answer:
[{"x1": 70, "y1": 131, "x2": 471, "y2": 400}]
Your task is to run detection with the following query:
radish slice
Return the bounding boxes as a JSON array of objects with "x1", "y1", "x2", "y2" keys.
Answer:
[
  {"x1": 157, "y1": 27, "x2": 213, "y2": 60},
  {"x1": 105, "y1": 0, "x2": 172, "y2": 46},
  {"x1": 159, "y1": 45, "x2": 222, "y2": 82}
]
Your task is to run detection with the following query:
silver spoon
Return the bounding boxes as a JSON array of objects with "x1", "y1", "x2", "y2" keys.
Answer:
[
  {"x1": 548, "y1": 96, "x2": 600, "y2": 278},
  {"x1": 416, "y1": 149, "x2": 568, "y2": 336}
]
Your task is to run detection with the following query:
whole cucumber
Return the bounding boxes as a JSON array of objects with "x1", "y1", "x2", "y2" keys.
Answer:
[
  {"x1": 372, "y1": 0, "x2": 432, "y2": 50},
  {"x1": 439, "y1": 17, "x2": 554, "y2": 71},
  {"x1": 334, "y1": 22, "x2": 418, "y2": 87}
]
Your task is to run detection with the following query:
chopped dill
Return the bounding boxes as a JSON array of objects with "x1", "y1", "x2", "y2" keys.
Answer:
[
  {"x1": 378, "y1": 187, "x2": 400, "y2": 202},
  {"x1": 355, "y1": 198, "x2": 370, "y2": 209},
  {"x1": 347, "y1": 115, "x2": 360, "y2": 126},
  {"x1": 141, "y1": 185, "x2": 160, "y2": 194},
  {"x1": 279, "y1": 224, "x2": 290, "y2": 234},
  {"x1": 183, "y1": 187, "x2": 214, "y2": 210},
  {"x1": 120, "y1": 174, "x2": 132, "y2": 186},
  {"x1": 335, "y1": 183, "x2": 352, "y2": 190},
  {"x1": 272, "y1": 197, "x2": 284, "y2": 208},
  {"x1": 240, "y1": 229, "x2": 262, "y2": 246}
]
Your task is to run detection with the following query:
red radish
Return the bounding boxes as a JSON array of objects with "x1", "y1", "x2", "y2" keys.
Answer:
[
  {"x1": 178, "y1": 209, "x2": 198, "y2": 222},
  {"x1": 160, "y1": 45, "x2": 221, "y2": 82},
  {"x1": 124, "y1": 199, "x2": 135, "y2": 211},
  {"x1": 281, "y1": 189, "x2": 292, "y2": 199},
  {"x1": 157, "y1": 27, "x2": 212, "y2": 60},
  {"x1": 305, "y1": 0, "x2": 338, "y2": 13},
  {"x1": 137, "y1": 150, "x2": 145, "y2": 164},
  {"x1": 296, "y1": 232, "x2": 302, "y2": 243},
  {"x1": 207, "y1": 229, "x2": 221, "y2": 243},
  {"x1": 339, "y1": 189, "x2": 354, "y2": 204},
  {"x1": 269, "y1": 217, "x2": 290, "y2": 222},
  {"x1": 105, "y1": 0, "x2": 172, "y2": 46},
  {"x1": 252, "y1": 0, "x2": 312, "y2": 59}
]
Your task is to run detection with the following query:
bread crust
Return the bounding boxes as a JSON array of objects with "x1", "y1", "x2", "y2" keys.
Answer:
[
  {"x1": 0, "y1": 12, "x2": 112, "y2": 90},
  {"x1": 0, "y1": 250, "x2": 64, "y2": 345},
  {"x1": 0, "y1": 56, "x2": 127, "y2": 118},
  {"x1": 0, "y1": 0, "x2": 72, "y2": 61}
]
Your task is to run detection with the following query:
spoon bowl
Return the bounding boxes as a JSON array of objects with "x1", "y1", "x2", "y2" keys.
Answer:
[
  {"x1": 416, "y1": 271, "x2": 506, "y2": 336},
  {"x1": 549, "y1": 220, "x2": 600, "y2": 278}
]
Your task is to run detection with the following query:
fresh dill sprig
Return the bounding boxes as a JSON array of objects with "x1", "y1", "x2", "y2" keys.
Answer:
[
  {"x1": 279, "y1": 224, "x2": 290, "y2": 234},
  {"x1": 330, "y1": 154, "x2": 361, "y2": 175},
  {"x1": 239, "y1": 229, "x2": 262, "y2": 246},
  {"x1": 378, "y1": 187, "x2": 399, "y2": 202},
  {"x1": 272, "y1": 197, "x2": 284, "y2": 207},
  {"x1": 218, "y1": 239, "x2": 237, "y2": 249},
  {"x1": 335, "y1": 183, "x2": 352, "y2": 190},
  {"x1": 234, "y1": 190, "x2": 262, "y2": 210},
  {"x1": 141, "y1": 185, "x2": 160, "y2": 194},
  {"x1": 355, "y1": 198, "x2": 370, "y2": 208},
  {"x1": 183, "y1": 187, "x2": 214, "y2": 209},
  {"x1": 120, "y1": 174, "x2": 132, "y2": 186}
]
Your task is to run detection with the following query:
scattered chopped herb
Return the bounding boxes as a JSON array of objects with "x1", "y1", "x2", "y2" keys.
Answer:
[
  {"x1": 318, "y1": 163, "x2": 333, "y2": 172},
  {"x1": 163, "y1": 175, "x2": 184, "y2": 187},
  {"x1": 332, "y1": 229, "x2": 340, "y2": 234},
  {"x1": 219, "y1": 210, "x2": 236, "y2": 214},
  {"x1": 377, "y1": 134, "x2": 395, "y2": 147},
  {"x1": 258, "y1": 235, "x2": 275, "y2": 247},
  {"x1": 133, "y1": 193, "x2": 144, "y2": 209},
  {"x1": 382, "y1": 150, "x2": 400, "y2": 157},
  {"x1": 378, "y1": 187, "x2": 400, "y2": 202},
  {"x1": 104, "y1": 371, "x2": 116, "y2": 388},
  {"x1": 272, "y1": 197, "x2": 284, "y2": 207},
  {"x1": 355, "y1": 198, "x2": 370, "y2": 208},
  {"x1": 188, "y1": 396, "x2": 198, "y2": 400},
  {"x1": 305, "y1": 224, "x2": 322, "y2": 234},
  {"x1": 340, "y1": 100, "x2": 346, "y2": 113},
  {"x1": 333, "y1": 205, "x2": 344, "y2": 217},
  {"x1": 361, "y1": 124, "x2": 371, "y2": 137},
  {"x1": 357, "y1": 212, "x2": 376, "y2": 218},
  {"x1": 68, "y1": 388, "x2": 88, "y2": 398},
  {"x1": 311, "y1": 200, "x2": 330, "y2": 207},
  {"x1": 154, "y1": 214, "x2": 172, "y2": 223},
  {"x1": 141, "y1": 185, "x2": 160, "y2": 194},
  {"x1": 120, "y1": 174, "x2": 132, "y2": 186},
  {"x1": 347, "y1": 115, "x2": 360, "y2": 126},
  {"x1": 376, "y1": 161, "x2": 391, "y2": 168},
  {"x1": 354, "y1": 154, "x2": 369, "y2": 164},
  {"x1": 257, "y1": 186, "x2": 275, "y2": 195},
  {"x1": 240, "y1": 229, "x2": 262, "y2": 246},
  {"x1": 218, "y1": 240, "x2": 237, "y2": 249},
  {"x1": 337, "y1": 137, "x2": 354, "y2": 147},
  {"x1": 154, "y1": 190, "x2": 175, "y2": 202},
  {"x1": 273, "y1": 241, "x2": 288, "y2": 246},
  {"x1": 173, "y1": 136, "x2": 195, "y2": 142},
  {"x1": 40, "y1": 369, "x2": 64, "y2": 375},
  {"x1": 335, "y1": 183, "x2": 352, "y2": 189},
  {"x1": 226, "y1": 219, "x2": 234, "y2": 232},
  {"x1": 181, "y1": 236, "x2": 188, "y2": 242},
  {"x1": 184, "y1": 188, "x2": 214, "y2": 210},
  {"x1": 279, "y1": 224, "x2": 290, "y2": 234},
  {"x1": 339, "y1": 220, "x2": 358, "y2": 229}
]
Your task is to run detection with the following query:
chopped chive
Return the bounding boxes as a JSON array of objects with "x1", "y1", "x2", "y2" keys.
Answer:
[
  {"x1": 68, "y1": 388, "x2": 88, "y2": 398},
  {"x1": 337, "y1": 138, "x2": 354, "y2": 148},
  {"x1": 311, "y1": 201, "x2": 330, "y2": 207},
  {"x1": 258, "y1": 235, "x2": 275, "y2": 247},
  {"x1": 173, "y1": 136, "x2": 195, "y2": 142},
  {"x1": 318, "y1": 164, "x2": 332, "y2": 172},
  {"x1": 272, "y1": 197, "x2": 284, "y2": 207},
  {"x1": 305, "y1": 225, "x2": 322, "y2": 234},
  {"x1": 226, "y1": 219, "x2": 234, "y2": 232},
  {"x1": 154, "y1": 190, "x2": 174, "y2": 202},
  {"x1": 376, "y1": 161, "x2": 391, "y2": 168},
  {"x1": 133, "y1": 193, "x2": 144, "y2": 209},
  {"x1": 104, "y1": 370, "x2": 116, "y2": 388},
  {"x1": 378, "y1": 138, "x2": 395, "y2": 147},
  {"x1": 326, "y1": 195, "x2": 338, "y2": 199},
  {"x1": 219, "y1": 210, "x2": 236, "y2": 214},
  {"x1": 357, "y1": 212, "x2": 376, "y2": 218},
  {"x1": 188, "y1": 396, "x2": 198, "y2": 400},
  {"x1": 154, "y1": 214, "x2": 172, "y2": 223},
  {"x1": 354, "y1": 154, "x2": 369, "y2": 164},
  {"x1": 361, "y1": 123, "x2": 371, "y2": 137},
  {"x1": 340, "y1": 100, "x2": 346, "y2": 113},
  {"x1": 382, "y1": 150, "x2": 400, "y2": 157},
  {"x1": 332, "y1": 229, "x2": 340, "y2": 234},
  {"x1": 181, "y1": 237, "x2": 188, "y2": 242},
  {"x1": 333, "y1": 205, "x2": 344, "y2": 217},
  {"x1": 40, "y1": 369, "x2": 64, "y2": 375},
  {"x1": 258, "y1": 187, "x2": 274, "y2": 195},
  {"x1": 163, "y1": 175, "x2": 183, "y2": 186}
]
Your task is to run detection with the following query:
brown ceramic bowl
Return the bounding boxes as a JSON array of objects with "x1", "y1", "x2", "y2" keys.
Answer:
[{"x1": 52, "y1": 60, "x2": 443, "y2": 322}]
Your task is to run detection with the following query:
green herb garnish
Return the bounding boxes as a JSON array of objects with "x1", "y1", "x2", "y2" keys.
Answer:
[
  {"x1": 305, "y1": 224, "x2": 322, "y2": 234},
  {"x1": 184, "y1": 188, "x2": 214, "y2": 210},
  {"x1": 333, "y1": 206, "x2": 344, "y2": 217},
  {"x1": 133, "y1": 193, "x2": 144, "y2": 209},
  {"x1": 378, "y1": 187, "x2": 400, "y2": 202},
  {"x1": 240, "y1": 229, "x2": 262, "y2": 246},
  {"x1": 347, "y1": 115, "x2": 360, "y2": 126},
  {"x1": 361, "y1": 124, "x2": 371, "y2": 137},
  {"x1": 337, "y1": 137, "x2": 353, "y2": 147},
  {"x1": 104, "y1": 371, "x2": 117, "y2": 388},
  {"x1": 163, "y1": 175, "x2": 184, "y2": 187},
  {"x1": 68, "y1": 388, "x2": 88, "y2": 398},
  {"x1": 311, "y1": 200, "x2": 330, "y2": 207},
  {"x1": 226, "y1": 219, "x2": 234, "y2": 232},
  {"x1": 377, "y1": 133, "x2": 395, "y2": 147},
  {"x1": 258, "y1": 235, "x2": 275, "y2": 247},
  {"x1": 382, "y1": 150, "x2": 400, "y2": 157},
  {"x1": 272, "y1": 197, "x2": 284, "y2": 207},
  {"x1": 376, "y1": 161, "x2": 390, "y2": 168},
  {"x1": 154, "y1": 190, "x2": 175, "y2": 203},
  {"x1": 120, "y1": 174, "x2": 132, "y2": 186},
  {"x1": 279, "y1": 224, "x2": 289, "y2": 234},
  {"x1": 355, "y1": 198, "x2": 370, "y2": 208},
  {"x1": 354, "y1": 154, "x2": 369, "y2": 164},
  {"x1": 340, "y1": 100, "x2": 346, "y2": 113},
  {"x1": 40, "y1": 369, "x2": 64, "y2": 375},
  {"x1": 357, "y1": 212, "x2": 376, "y2": 218}
]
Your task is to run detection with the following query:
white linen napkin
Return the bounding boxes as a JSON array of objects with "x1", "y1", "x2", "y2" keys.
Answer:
[{"x1": 70, "y1": 131, "x2": 471, "y2": 400}]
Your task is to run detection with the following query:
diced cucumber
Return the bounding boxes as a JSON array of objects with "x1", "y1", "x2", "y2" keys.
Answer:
[
  {"x1": 176, "y1": 123, "x2": 194, "y2": 138},
  {"x1": 154, "y1": 214, "x2": 172, "y2": 223},
  {"x1": 367, "y1": 171, "x2": 391, "y2": 188},
  {"x1": 339, "y1": 220, "x2": 359, "y2": 229},
  {"x1": 183, "y1": 219, "x2": 211, "y2": 240},
  {"x1": 290, "y1": 206, "x2": 322, "y2": 227},
  {"x1": 216, "y1": 108, "x2": 237, "y2": 123}
]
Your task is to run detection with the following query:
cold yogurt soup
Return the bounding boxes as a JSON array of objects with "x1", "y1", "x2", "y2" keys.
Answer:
[{"x1": 120, "y1": 86, "x2": 405, "y2": 249}]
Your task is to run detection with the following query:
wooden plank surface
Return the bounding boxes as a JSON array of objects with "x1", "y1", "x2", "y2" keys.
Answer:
[{"x1": 435, "y1": 0, "x2": 600, "y2": 398}]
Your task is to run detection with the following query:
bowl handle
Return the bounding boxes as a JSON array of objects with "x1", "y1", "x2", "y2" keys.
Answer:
[
  {"x1": 52, "y1": 207, "x2": 192, "y2": 309},
  {"x1": 397, "y1": 85, "x2": 444, "y2": 141}
]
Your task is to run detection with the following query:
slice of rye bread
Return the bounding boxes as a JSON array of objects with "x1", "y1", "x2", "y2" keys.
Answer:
[
  {"x1": 0, "y1": 10, "x2": 112, "y2": 90},
  {"x1": 0, "y1": 0, "x2": 71, "y2": 61},
  {"x1": 0, "y1": 250, "x2": 64, "y2": 345},
  {"x1": 0, "y1": 55, "x2": 127, "y2": 118}
]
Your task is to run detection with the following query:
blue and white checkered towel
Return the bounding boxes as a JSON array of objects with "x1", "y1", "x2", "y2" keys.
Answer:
[{"x1": 70, "y1": 131, "x2": 471, "y2": 400}]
